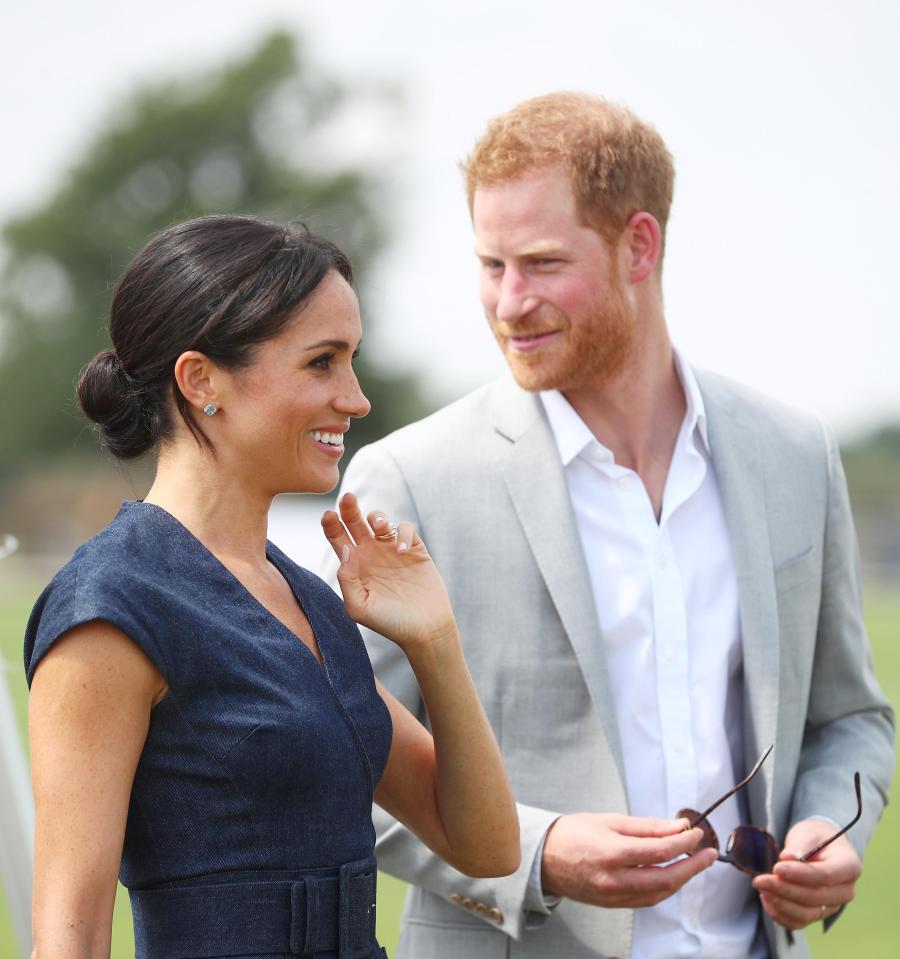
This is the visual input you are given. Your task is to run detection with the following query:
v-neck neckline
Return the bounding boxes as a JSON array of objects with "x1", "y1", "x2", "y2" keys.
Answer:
[{"x1": 128, "y1": 500, "x2": 329, "y2": 675}]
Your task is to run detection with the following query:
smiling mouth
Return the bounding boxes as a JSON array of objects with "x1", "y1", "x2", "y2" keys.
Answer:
[
  {"x1": 508, "y1": 331, "x2": 558, "y2": 352},
  {"x1": 309, "y1": 430, "x2": 345, "y2": 447}
]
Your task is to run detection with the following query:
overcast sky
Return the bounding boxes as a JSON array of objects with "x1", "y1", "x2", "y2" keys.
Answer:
[{"x1": 5, "y1": 1, "x2": 899, "y2": 437}]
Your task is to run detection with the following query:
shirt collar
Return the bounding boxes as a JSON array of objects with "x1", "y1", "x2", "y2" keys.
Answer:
[
  {"x1": 539, "y1": 346, "x2": 710, "y2": 467},
  {"x1": 673, "y1": 346, "x2": 710, "y2": 454}
]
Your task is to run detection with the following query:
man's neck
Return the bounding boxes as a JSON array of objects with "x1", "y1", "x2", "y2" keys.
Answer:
[{"x1": 562, "y1": 337, "x2": 686, "y2": 519}]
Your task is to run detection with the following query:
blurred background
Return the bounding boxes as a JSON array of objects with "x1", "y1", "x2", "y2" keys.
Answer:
[{"x1": 1, "y1": 2, "x2": 897, "y2": 956}]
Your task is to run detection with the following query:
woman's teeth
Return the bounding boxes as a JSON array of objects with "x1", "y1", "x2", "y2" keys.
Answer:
[{"x1": 310, "y1": 431, "x2": 343, "y2": 446}]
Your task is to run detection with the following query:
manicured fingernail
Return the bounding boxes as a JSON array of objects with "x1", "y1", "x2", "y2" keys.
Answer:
[
  {"x1": 342, "y1": 545, "x2": 350, "y2": 565},
  {"x1": 398, "y1": 542, "x2": 409, "y2": 552},
  {"x1": 374, "y1": 515, "x2": 386, "y2": 527}
]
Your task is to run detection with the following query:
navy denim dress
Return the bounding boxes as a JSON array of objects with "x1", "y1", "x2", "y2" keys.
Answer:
[{"x1": 25, "y1": 501, "x2": 393, "y2": 959}]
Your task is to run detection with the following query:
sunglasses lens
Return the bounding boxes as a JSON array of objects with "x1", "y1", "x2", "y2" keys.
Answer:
[
  {"x1": 727, "y1": 828, "x2": 779, "y2": 875},
  {"x1": 677, "y1": 808, "x2": 719, "y2": 852}
]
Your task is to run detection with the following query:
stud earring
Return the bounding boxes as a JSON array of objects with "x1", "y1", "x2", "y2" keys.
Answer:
[{"x1": 202, "y1": 403, "x2": 218, "y2": 417}]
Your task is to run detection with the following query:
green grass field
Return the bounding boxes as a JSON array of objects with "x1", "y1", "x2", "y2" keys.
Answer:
[{"x1": 1, "y1": 583, "x2": 897, "y2": 957}]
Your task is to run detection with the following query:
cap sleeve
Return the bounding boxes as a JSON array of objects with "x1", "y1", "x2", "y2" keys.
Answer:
[{"x1": 24, "y1": 556, "x2": 170, "y2": 686}]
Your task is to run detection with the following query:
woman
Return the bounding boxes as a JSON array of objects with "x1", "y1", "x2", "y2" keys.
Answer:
[{"x1": 24, "y1": 215, "x2": 520, "y2": 959}]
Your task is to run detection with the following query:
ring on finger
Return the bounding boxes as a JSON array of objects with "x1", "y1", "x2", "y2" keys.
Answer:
[
  {"x1": 819, "y1": 904, "x2": 827, "y2": 917},
  {"x1": 374, "y1": 525, "x2": 399, "y2": 542}
]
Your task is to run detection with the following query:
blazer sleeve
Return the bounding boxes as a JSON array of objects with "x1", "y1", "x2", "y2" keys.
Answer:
[
  {"x1": 322, "y1": 441, "x2": 561, "y2": 941},
  {"x1": 788, "y1": 421, "x2": 895, "y2": 863}
]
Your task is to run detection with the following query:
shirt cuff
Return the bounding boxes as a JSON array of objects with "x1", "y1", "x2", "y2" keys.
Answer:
[{"x1": 523, "y1": 823, "x2": 562, "y2": 924}]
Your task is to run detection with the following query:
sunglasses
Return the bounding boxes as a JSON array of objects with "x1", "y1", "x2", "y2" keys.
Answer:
[{"x1": 677, "y1": 745, "x2": 862, "y2": 876}]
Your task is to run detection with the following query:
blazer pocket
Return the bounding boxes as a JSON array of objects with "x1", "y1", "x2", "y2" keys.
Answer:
[
  {"x1": 773, "y1": 545, "x2": 816, "y2": 595},
  {"x1": 399, "y1": 918, "x2": 508, "y2": 959}
]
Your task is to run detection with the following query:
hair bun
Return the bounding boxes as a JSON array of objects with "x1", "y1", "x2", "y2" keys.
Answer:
[{"x1": 77, "y1": 350, "x2": 156, "y2": 459}]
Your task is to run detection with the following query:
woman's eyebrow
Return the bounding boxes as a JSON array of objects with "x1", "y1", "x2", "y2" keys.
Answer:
[{"x1": 302, "y1": 338, "x2": 352, "y2": 352}]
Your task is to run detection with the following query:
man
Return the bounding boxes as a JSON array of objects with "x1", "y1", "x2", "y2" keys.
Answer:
[{"x1": 326, "y1": 93, "x2": 894, "y2": 958}]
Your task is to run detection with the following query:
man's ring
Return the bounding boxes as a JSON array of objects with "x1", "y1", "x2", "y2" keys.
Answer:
[
  {"x1": 375, "y1": 525, "x2": 398, "y2": 541},
  {"x1": 820, "y1": 904, "x2": 827, "y2": 917}
]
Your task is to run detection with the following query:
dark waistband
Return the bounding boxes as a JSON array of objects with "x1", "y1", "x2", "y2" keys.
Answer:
[{"x1": 129, "y1": 857, "x2": 378, "y2": 959}]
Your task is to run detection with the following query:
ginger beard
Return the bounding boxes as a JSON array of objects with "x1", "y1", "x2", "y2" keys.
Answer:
[{"x1": 489, "y1": 262, "x2": 636, "y2": 394}]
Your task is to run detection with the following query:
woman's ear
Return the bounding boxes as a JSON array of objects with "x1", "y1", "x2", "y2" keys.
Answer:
[{"x1": 173, "y1": 351, "x2": 221, "y2": 414}]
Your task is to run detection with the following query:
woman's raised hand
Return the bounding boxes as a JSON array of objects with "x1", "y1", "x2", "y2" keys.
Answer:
[{"x1": 321, "y1": 492, "x2": 456, "y2": 651}]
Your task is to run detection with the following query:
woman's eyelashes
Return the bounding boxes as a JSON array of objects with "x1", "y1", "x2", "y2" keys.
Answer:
[
  {"x1": 308, "y1": 347, "x2": 360, "y2": 372},
  {"x1": 310, "y1": 353, "x2": 335, "y2": 371}
]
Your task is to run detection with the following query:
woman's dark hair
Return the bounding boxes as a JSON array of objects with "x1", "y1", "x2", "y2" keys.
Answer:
[{"x1": 77, "y1": 215, "x2": 353, "y2": 459}]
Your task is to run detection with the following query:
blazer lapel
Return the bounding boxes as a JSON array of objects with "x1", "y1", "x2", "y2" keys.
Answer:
[
  {"x1": 699, "y1": 372, "x2": 780, "y2": 827},
  {"x1": 490, "y1": 381, "x2": 626, "y2": 784}
]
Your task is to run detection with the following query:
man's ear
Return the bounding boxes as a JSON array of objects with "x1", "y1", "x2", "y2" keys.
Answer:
[
  {"x1": 173, "y1": 350, "x2": 221, "y2": 413},
  {"x1": 622, "y1": 211, "x2": 662, "y2": 283}
]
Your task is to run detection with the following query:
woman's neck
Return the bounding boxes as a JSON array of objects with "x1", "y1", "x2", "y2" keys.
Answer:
[{"x1": 143, "y1": 442, "x2": 272, "y2": 566}]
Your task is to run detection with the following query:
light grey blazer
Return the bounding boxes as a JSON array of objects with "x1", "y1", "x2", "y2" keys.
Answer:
[{"x1": 328, "y1": 371, "x2": 894, "y2": 959}]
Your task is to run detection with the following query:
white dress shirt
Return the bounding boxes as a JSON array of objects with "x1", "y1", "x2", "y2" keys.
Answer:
[{"x1": 536, "y1": 352, "x2": 767, "y2": 958}]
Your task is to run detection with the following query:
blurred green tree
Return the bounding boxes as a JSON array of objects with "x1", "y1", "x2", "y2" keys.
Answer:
[
  {"x1": 842, "y1": 426, "x2": 900, "y2": 509},
  {"x1": 0, "y1": 30, "x2": 429, "y2": 474},
  {"x1": 841, "y1": 426, "x2": 900, "y2": 579}
]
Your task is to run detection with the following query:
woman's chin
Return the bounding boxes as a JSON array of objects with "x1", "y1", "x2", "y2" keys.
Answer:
[{"x1": 290, "y1": 471, "x2": 340, "y2": 497}]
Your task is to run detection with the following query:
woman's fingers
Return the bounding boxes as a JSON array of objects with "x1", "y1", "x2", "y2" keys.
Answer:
[
  {"x1": 395, "y1": 521, "x2": 415, "y2": 553},
  {"x1": 367, "y1": 510, "x2": 394, "y2": 540},
  {"x1": 320, "y1": 510, "x2": 360, "y2": 589},
  {"x1": 332, "y1": 492, "x2": 417, "y2": 557},
  {"x1": 338, "y1": 492, "x2": 375, "y2": 543},
  {"x1": 320, "y1": 509, "x2": 352, "y2": 561}
]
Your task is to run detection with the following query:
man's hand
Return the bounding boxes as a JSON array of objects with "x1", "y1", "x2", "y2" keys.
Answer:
[
  {"x1": 540, "y1": 813, "x2": 717, "y2": 908},
  {"x1": 752, "y1": 820, "x2": 861, "y2": 931}
]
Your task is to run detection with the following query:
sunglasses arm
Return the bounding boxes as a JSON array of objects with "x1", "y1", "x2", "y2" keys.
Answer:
[
  {"x1": 796, "y1": 772, "x2": 863, "y2": 863},
  {"x1": 688, "y1": 744, "x2": 774, "y2": 829}
]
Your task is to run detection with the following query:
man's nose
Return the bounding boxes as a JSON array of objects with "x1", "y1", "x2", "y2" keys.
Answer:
[{"x1": 495, "y1": 272, "x2": 539, "y2": 324}]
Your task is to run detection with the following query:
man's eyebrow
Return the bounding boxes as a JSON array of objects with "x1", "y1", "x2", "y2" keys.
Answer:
[
  {"x1": 474, "y1": 243, "x2": 564, "y2": 259},
  {"x1": 519, "y1": 243, "x2": 566, "y2": 257}
]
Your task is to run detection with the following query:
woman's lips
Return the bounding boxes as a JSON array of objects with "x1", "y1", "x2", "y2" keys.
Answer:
[{"x1": 309, "y1": 430, "x2": 345, "y2": 456}]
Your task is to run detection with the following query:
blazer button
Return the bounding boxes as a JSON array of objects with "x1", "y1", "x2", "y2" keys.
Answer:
[
  {"x1": 462, "y1": 897, "x2": 476, "y2": 910},
  {"x1": 488, "y1": 907, "x2": 504, "y2": 923},
  {"x1": 450, "y1": 892, "x2": 463, "y2": 905},
  {"x1": 474, "y1": 903, "x2": 489, "y2": 916}
]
